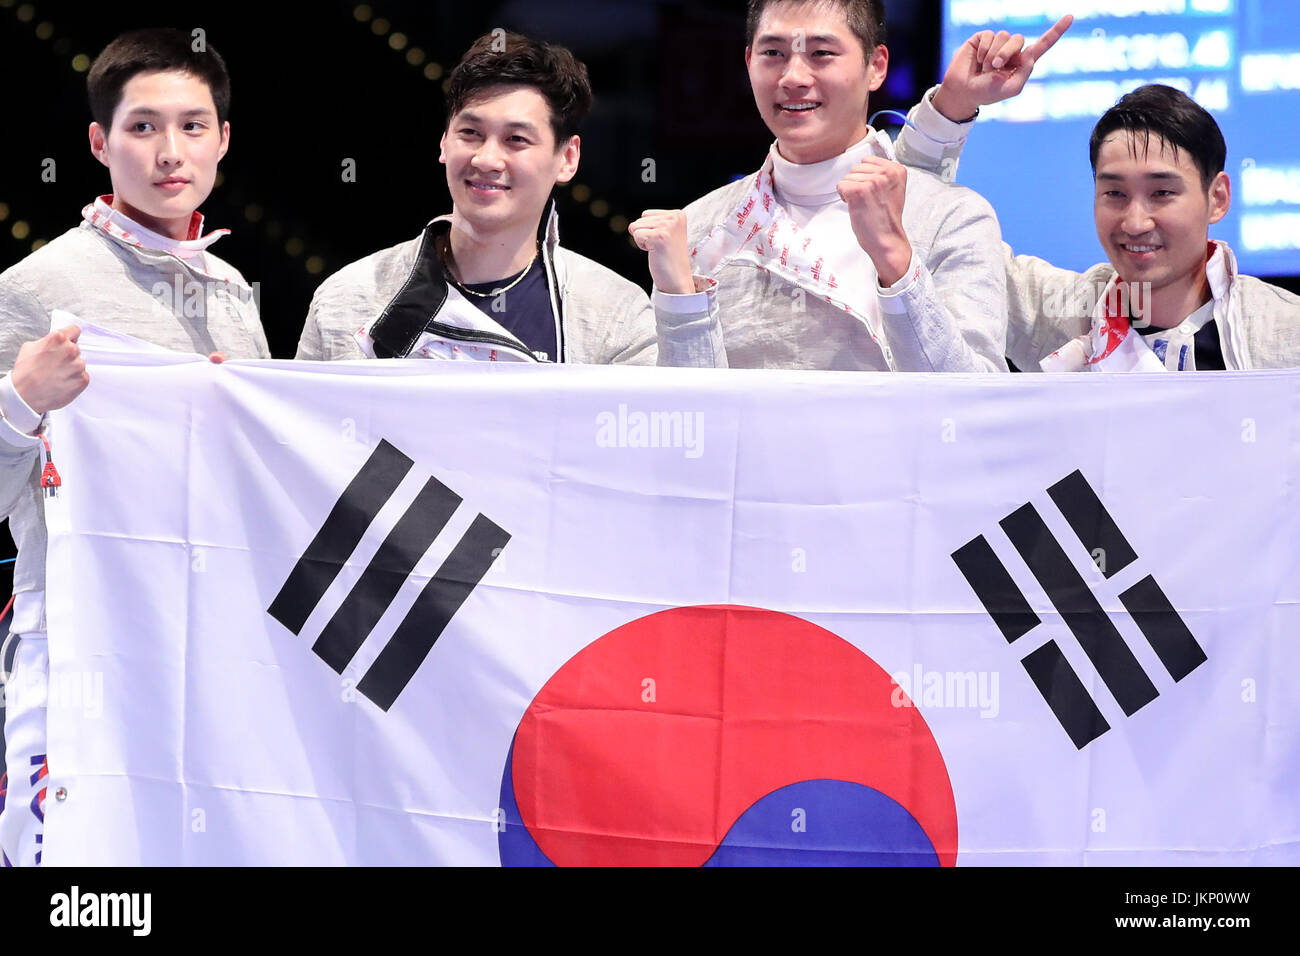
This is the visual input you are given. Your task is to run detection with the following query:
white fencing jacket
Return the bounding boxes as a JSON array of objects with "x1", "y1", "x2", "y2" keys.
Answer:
[
  {"x1": 680, "y1": 132, "x2": 1009, "y2": 371},
  {"x1": 297, "y1": 202, "x2": 726, "y2": 369},
  {"x1": 0, "y1": 199, "x2": 269, "y2": 632}
]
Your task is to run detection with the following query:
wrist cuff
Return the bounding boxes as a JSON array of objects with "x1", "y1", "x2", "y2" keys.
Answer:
[
  {"x1": 653, "y1": 276, "x2": 717, "y2": 318},
  {"x1": 0, "y1": 373, "x2": 44, "y2": 436},
  {"x1": 909, "y1": 86, "x2": 977, "y2": 155},
  {"x1": 878, "y1": 253, "x2": 923, "y2": 304}
]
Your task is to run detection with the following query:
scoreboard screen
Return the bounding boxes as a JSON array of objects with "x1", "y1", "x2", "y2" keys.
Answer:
[{"x1": 941, "y1": 0, "x2": 1300, "y2": 276}]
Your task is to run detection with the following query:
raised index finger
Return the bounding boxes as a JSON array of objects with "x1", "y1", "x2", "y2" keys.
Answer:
[{"x1": 1027, "y1": 14, "x2": 1074, "y2": 61}]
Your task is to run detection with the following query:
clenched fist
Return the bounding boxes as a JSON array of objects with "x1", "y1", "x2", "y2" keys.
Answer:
[
  {"x1": 628, "y1": 209, "x2": 696, "y2": 295},
  {"x1": 837, "y1": 157, "x2": 912, "y2": 287},
  {"x1": 11, "y1": 325, "x2": 89, "y2": 414}
]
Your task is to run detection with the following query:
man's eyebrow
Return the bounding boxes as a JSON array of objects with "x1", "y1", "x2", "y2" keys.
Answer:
[
  {"x1": 120, "y1": 107, "x2": 214, "y2": 117},
  {"x1": 754, "y1": 32, "x2": 844, "y2": 45},
  {"x1": 454, "y1": 113, "x2": 541, "y2": 135},
  {"x1": 1096, "y1": 171, "x2": 1184, "y2": 182}
]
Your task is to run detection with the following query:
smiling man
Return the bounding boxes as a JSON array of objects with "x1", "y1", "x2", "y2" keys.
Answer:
[
  {"x1": 629, "y1": 0, "x2": 1008, "y2": 372},
  {"x1": 896, "y1": 32, "x2": 1300, "y2": 371},
  {"x1": 0, "y1": 28, "x2": 268, "y2": 867},
  {"x1": 298, "y1": 32, "x2": 723, "y2": 368}
]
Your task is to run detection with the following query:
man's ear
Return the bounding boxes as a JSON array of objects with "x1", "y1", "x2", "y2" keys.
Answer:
[
  {"x1": 555, "y1": 134, "x2": 581, "y2": 184},
  {"x1": 744, "y1": 44, "x2": 752, "y2": 70},
  {"x1": 217, "y1": 121, "x2": 231, "y2": 162},
  {"x1": 867, "y1": 43, "x2": 889, "y2": 92},
  {"x1": 88, "y1": 122, "x2": 110, "y2": 168},
  {"x1": 1208, "y1": 170, "x2": 1231, "y2": 225},
  {"x1": 438, "y1": 130, "x2": 447, "y2": 165}
]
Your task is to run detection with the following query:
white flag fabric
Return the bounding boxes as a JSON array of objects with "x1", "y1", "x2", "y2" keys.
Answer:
[{"x1": 39, "y1": 326, "x2": 1300, "y2": 865}]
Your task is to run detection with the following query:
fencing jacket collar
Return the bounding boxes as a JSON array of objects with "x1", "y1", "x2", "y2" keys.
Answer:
[
  {"x1": 1041, "y1": 241, "x2": 1245, "y2": 372},
  {"x1": 83, "y1": 194, "x2": 229, "y2": 260},
  {"x1": 362, "y1": 199, "x2": 565, "y2": 362},
  {"x1": 768, "y1": 130, "x2": 885, "y2": 207}
]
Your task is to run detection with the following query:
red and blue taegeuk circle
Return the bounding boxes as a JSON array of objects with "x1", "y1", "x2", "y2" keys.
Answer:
[{"x1": 499, "y1": 605, "x2": 957, "y2": 866}]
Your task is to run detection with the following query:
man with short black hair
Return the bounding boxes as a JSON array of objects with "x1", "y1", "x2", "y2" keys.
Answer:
[
  {"x1": 298, "y1": 32, "x2": 723, "y2": 368},
  {"x1": 629, "y1": 0, "x2": 1012, "y2": 372},
  {"x1": 0, "y1": 27, "x2": 268, "y2": 866},
  {"x1": 896, "y1": 26, "x2": 1300, "y2": 371}
]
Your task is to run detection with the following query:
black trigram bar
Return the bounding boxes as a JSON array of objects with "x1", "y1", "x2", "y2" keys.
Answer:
[
  {"x1": 1047, "y1": 470, "x2": 1137, "y2": 579},
  {"x1": 269, "y1": 440, "x2": 413, "y2": 635},
  {"x1": 312, "y1": 476, "x2": 463, "y2": 674},
  {"x1": 1021, "y1": 641, "x2": 1111, "y2": 749},
  {"x1": 357, "y1": 513, "x2": 511, "y2": 711},
  {"x1": 950, "y1": 535, "x2": 1040, "y2": 643},
  {"x1": 1119, "y1": 574, "x2": 1208, "y2": 682},
  {"x1": 1000, "y1": 503, "x2": 1159, "y2": 717}
]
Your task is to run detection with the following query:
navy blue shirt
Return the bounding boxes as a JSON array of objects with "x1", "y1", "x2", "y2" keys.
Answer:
[
  {"x1": 459, "y1": 257, "x2": 558, "y2": 362},
  {"x1": 1137, "y1": 318, "x2": 1225, "y2": 371}
]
